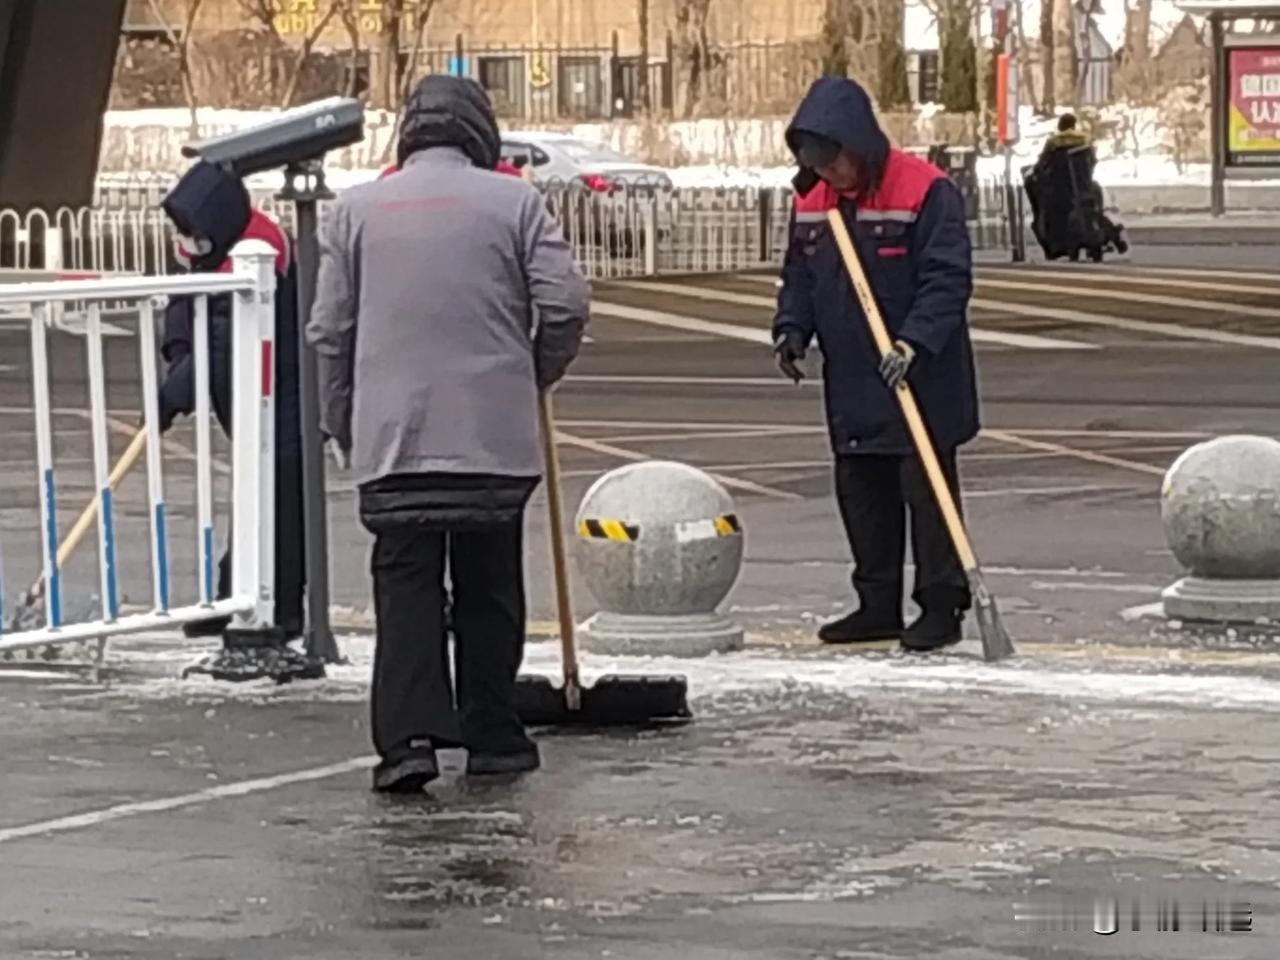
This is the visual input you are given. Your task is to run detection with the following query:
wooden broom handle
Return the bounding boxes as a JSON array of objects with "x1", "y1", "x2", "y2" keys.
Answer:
[
  {"x1": 538, "y1": 389, "x2": 582, "y2": 706},
  {"x1": 59, "y1": 427, "x2": 149, "y2": 570},
  {"x1": 825, "y1": 209, "x2": 978, "y2": 573}
]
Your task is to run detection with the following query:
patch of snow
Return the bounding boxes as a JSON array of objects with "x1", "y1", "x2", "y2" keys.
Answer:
[{"x1": 71, "y1": 630, "x2": 1280, "y2": 715}]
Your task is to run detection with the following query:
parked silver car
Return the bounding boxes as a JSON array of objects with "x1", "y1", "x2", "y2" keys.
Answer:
[
  {"x1": 499, "y1": 132, "x2": 673, "y2": 191},
  {"x1": 500, "y1": 132, "x2": 673, "y2": 259}
]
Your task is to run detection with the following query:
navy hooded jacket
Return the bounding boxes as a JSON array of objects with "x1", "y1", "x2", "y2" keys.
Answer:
[
  {"x1": 158, "y1": 161, "x2": 302, "y2": 460},
  {"x1": 774, "y1": 77, "x2": 979, "y2": 456}
]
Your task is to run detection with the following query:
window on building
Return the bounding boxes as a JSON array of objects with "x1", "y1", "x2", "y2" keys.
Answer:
[
  {"x1": 479, "y1": 55, "x2": 526, "y2": 118},
  {"x1": 557, "y1": 56, "x2": 605, "y2": 121},
  {"x1": 917, "y1": 51, "x2": 940, "y2": 104}
]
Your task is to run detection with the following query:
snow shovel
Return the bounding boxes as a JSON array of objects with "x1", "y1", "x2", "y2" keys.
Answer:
[
  {"x1": 513, "y1": 390, "x2": 692, "y2": 726},
  {"x1": 825, "y1": 209, "x2": 1015, "y2": 663},
  {"x1": 5, "y1": 426, "x2": 149, "y2": 631}
]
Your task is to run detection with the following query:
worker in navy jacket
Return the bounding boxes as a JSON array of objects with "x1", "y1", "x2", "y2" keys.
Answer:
[
  {"x1": 158, "y1": 160, "x2": 305, "y2": 641},
  {"x1": 772, "y1": 77, "x2": 979, "y2": 652}
]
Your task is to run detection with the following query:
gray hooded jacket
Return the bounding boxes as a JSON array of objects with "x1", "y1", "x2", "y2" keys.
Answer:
[{"x1": 307, "y1": 76, "x2": 589, "y2": 505}]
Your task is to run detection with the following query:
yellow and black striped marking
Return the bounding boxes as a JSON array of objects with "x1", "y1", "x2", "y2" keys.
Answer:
[
  {"x1": 578, "y1": 518, "x2": 641, "y2": 542},
  {"x1": 713, "y1": 514, "x2": 742, "y2": 536}
]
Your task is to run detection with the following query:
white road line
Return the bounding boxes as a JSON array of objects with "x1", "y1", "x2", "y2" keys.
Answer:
[
  {"x1": 983, "y1": 430, "x2": 1167, "y2": 478},
  {"x1": 974, "y1": 297, "x2": 1280, "y2": 350},
  {"x1": 976, "y1": 277, "x2": 1280, "y2": 320},
  {"x1": 965, "y1": 483, "x2": 1141, "y2": 498},
  {"x1": 1109, "y1": 265, "x2": 1280, "y2": 283},
  {"x1": 593, "y1": 300, "x2": 771, "y2": 344},
  {"x1": 979, "y1": 266, "x2": 1280, "y2": 297},
  {"x1": 558, "y1": 419, "x2": 828, "y2": 432},
  {"x1": 554, "y1": 428, "x2": 802, "y2": 501},
  {"x1": 567, "y1": 373, "x2": 815, "y2": 387},
  {"x1": 0, "y1": 757, "x2": 373, "y2": 845},
  {"x1": 557, "y1": 421, "x2": 1209, "y2": 441},
  {"x1": 600, "y1": 287, "x2": 1097, "y2": 351},
  {"x1": 99, "y1": 413, "x2": 234, "y2": 477}
]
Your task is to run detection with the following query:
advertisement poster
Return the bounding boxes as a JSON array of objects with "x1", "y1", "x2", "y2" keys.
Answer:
[{"x1": 1226, "y1": 46, "x2": 1280, "y2": 165}]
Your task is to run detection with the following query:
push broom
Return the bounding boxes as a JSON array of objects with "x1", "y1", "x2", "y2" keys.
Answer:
[
  {"x1": 826, "y1": 209, "x2": 1015, "y2": 663},
  {"x1": 513, "y1": 390, "x2": 692, "y2": 726}
]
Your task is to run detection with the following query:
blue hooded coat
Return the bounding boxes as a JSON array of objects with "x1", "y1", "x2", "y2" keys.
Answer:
[{"x1": 774, "y1": 77, "x2": 980, "y2": 457}]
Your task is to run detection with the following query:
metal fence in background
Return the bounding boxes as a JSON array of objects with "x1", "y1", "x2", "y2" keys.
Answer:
[{"x1": 7, "y1": 174, "x2": 1015, "y2": 284}]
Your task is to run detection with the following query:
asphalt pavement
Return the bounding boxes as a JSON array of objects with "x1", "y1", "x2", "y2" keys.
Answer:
[{"x1": 1, "y1": 246, "x2": 1279, "y2": 958}]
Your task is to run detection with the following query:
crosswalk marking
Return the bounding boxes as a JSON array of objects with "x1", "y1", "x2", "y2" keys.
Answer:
[
  {"x1": 975, "y1": 278, "x2": 1280, "y2": 320},
  {"x1": 740, "y1": 270, "x2": 1280, "y2": 349},
  {"x1": 593, "y1": 300, "x2": 772, "y2": 344},
  {"x1": 979, "y1": 266, "x2": 1280, "y2": 297},
  {"x1": 974, "y1": 298, "x2": 1280, "y2": 350},
  {"x1": 1106, "y1": 265, "x2": 1280, "y2": 284},
  {"x1": 600, "y1": 284, "x2": 1097, "y2": 350}
]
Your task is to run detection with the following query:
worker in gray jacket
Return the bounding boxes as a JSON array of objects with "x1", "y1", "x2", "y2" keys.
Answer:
[{"x1": 307, "y1": 74, "x2": 590, "y2": 794}]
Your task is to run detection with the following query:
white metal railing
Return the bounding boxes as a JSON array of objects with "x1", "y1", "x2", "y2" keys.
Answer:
[
  {"x1": 0, "y1": 241, "x2": 279, "y2": 655},
  {"x1": 3, "y1": 175, "x2": 1010, "y2": 286}
]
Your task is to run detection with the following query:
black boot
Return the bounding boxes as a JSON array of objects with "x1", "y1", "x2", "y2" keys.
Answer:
[
  {"x1": 467, "y1": 742, "x2": 541, "y2": 776},
  {"x1": 373, "y1": 742, "x2": 440, "y2": 794},
  {"x1": 901, "y1": 608, "x2": 964, "y2": 652},
  {"x1": 818, "y1": 608, "x2": 903, "y2": 644}
]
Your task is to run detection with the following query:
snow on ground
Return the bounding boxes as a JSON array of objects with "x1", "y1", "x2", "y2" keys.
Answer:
[{"x1": 31, "y1": 630, "x2": 1280, "y2": 715}]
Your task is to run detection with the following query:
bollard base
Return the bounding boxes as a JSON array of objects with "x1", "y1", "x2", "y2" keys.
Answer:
[
  {"x1": 183, "y1": 628, "x2": 326, "y2": 684},
  {"x1": 581, "y1": 611, "x2": 744, "y2": 657},
  {"x1": 1162, "y1": 577, "x2": 1280, "y2": 624}
]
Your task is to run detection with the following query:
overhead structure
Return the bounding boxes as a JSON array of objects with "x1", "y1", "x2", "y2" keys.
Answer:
[
  {"x1": 0, "y1": 0, "x2": 128, "y2": 212},
  {"x1": 1178, "y1": 0, "x2": 1280, "y2": 215}
]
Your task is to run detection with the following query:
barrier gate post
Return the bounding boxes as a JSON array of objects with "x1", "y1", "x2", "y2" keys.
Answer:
[{"x1": 279, "y1": 160, "x2": 341, "y2": 668}]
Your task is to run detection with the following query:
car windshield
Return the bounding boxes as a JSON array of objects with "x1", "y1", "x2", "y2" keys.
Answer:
[{"x1": 555, "y1": 139, "x2": 632, "y2": 164}]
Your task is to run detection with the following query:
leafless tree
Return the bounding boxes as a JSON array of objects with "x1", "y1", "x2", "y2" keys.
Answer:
[
  {"x1": 637, "y1": 0, "x2": 652, "y2": 113},
  {"x1": 146, "y1": 0, "x2": 207, "y2": 137},
  {"x1": 1052, "y1": 0, "x2": 1078, "y2": 109},
  {"x1": 1039, "y1": 0, "x2": 1055, "y2": 112},
  {"x1": 378, "y1": 1, "x2": 440, "y2": 164},
  {"x1": 673, "y1": 0, "x2": 713, "y2": 118},
  {"x1": 336, "y1": 0, "x2": 363, "y2": 97},
  {"x1": 239, "y1": 0, "x2": 341, "y2": 107}
]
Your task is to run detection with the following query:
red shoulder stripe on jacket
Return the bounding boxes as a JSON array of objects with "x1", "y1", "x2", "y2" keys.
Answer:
[
  {"x1": 214, "y1": 209, "x2": 292, "y2": 275},
  {"x1": 791, "y1": 150, "x2": 947, "y2": 223}
]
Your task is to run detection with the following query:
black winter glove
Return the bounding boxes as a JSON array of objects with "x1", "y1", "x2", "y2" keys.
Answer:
[
  {"x1": 774, "y1": 331, "x2": 808, "y2": 384},
  {"x1": 878, "y1": 340, "x2": 916, "y2": 389}
]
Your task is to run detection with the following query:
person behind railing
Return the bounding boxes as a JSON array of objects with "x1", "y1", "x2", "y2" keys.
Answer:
[
  {"x1": 156, "y1": 160, "x2": 306, "y2": 643},
  {"x1": 308, "y1": 75, "x2": 589, "y2": 794},
  {"x1": 772, "y1": 76, "x2": 979, "y2": 653}
]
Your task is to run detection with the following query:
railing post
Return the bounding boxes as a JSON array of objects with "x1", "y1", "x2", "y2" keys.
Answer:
[
  {"x1": 757, "y1": 187, "x2": 773, "y2": 264},
  {"x1": 228, "y1": 239, "x2": 278, "y2": 632},
  {"x1": 642, "y1": 193, "x2": 657, "y2": 276}
]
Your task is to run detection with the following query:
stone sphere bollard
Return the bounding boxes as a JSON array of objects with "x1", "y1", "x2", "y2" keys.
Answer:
[
  {"x1": 574, "y1": 461, "x2": 745, "y2": 656},
  {"x1": 1161, "y1": 434, "x2": 1280, "y2": 622}
]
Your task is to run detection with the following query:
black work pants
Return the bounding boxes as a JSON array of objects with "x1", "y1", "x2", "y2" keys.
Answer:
[
  {"x1": 368, "y1": 519, "x2": 532, "y2": 760},
  {"x1": 835, "y1": 451, "x2": 970, "y2": 619}
]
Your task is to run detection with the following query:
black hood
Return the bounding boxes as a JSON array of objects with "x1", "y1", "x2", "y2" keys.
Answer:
[
  {"x1": 161, "y1": 160, "x2": 252, "y2": 272},
  {"x1": 785, "y1": 77, "x2": 890, "y2": 195},
  {"x1": 397, "y1": 74, "x2": 501, "y2": 169}
]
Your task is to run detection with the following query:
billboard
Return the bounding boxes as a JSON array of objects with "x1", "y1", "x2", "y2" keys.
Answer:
[{"x1": 1226, "y1": 45, "x2": 1280, "y2": 167}]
